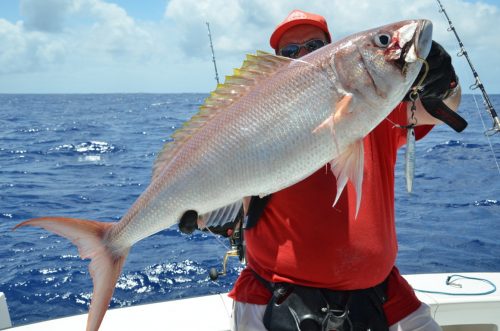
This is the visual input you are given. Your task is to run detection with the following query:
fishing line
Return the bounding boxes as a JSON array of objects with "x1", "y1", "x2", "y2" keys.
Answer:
[
  {"x1": 471, "y1": 93, "x2": 500, "y2": 175},
  {"x1": 203, "y1": 225, "x2": 231, "y2": 251}
]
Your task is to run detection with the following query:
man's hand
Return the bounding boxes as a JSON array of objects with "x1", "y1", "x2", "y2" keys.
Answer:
[
  {"x1": 404, "y1": 40, "x2": 458, "y2": 101},
  {"x1": 404, "y1": 41, "x2": 466, "y2": 132}
]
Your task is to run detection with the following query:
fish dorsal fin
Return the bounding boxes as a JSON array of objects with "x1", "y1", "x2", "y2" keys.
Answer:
[{"x1": 151, "y1": 52, "x2": 293, "y2": 181}]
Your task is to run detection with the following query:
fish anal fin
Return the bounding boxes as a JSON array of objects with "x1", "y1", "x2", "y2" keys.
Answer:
[
  {"x1": 14, "y1": 217, "x2": 128, "y2": 331},
  {"x1": 329, "y1": 139, "x2": 365, "y2": 218}
]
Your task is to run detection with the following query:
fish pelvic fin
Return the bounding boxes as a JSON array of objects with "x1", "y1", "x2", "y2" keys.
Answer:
[
  {"x1": 329, "y1": 139, "x2": 365, "y2": 218},
  {"x1": 14, "y1": 217, "x2": 129, "y2": 331}
]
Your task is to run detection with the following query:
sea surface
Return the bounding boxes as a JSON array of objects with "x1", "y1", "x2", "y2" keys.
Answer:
[{"x1": 1, "y1": 93, "x2": 499, "y2": 327}]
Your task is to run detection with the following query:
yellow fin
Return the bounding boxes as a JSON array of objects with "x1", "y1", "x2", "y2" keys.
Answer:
[{"x1": 151, "y1": 52, "x2": 293, "y2": 182}]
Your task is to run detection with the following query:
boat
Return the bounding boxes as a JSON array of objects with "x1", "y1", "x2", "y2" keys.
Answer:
[{"x1": 1, "y1": 272, "x2": 499, "y2": 330}]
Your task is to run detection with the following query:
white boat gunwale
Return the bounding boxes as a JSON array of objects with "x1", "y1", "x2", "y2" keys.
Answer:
[{"x1": 2, "y1": 272, "x2": 499, "y2": 330}]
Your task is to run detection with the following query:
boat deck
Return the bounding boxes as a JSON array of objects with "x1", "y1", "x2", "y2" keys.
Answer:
[{"x1": 3, "y1": 272, "x2": 500, "y2": 330}]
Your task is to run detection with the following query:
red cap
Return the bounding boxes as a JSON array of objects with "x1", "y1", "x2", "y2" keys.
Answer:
[{"x1": 270, "y1": 10, "x2": 331, "y2": 51}]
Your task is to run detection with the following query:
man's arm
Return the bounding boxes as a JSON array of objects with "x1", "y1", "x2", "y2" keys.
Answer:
[{"x1": 410, "y1": 83, "x2": 462, "y2": 126}]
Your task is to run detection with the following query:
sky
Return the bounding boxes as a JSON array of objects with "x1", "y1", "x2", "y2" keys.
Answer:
[{"x1": 0, "y1": 0, "x2": 499, "y2": 93}]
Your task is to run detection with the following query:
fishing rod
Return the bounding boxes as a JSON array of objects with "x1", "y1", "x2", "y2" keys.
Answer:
[
  {"x1": 203, "y1": 23, "x2": 248, "y2": 279},
  {"x1": 206, "y1": 22, "x2": 220, "y2": 85},
  {"x1": 436, "y1": 0, "x2": 500, "y2": 136}
]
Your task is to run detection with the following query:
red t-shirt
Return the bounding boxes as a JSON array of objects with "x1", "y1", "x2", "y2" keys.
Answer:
[{"x1": 229, "y1": 103, "x2": 433, "y2": 324}]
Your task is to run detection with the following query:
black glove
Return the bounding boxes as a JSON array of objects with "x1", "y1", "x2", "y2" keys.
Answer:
[
  {"x1": 404, "y1": 41, "x2": 467, "y2": 132},
  {"x1": 404, "y1": 40, "x2": 458, "y2": 101}
]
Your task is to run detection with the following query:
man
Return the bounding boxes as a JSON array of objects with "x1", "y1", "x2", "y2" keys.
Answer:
[{"x1": 228, "y1": 10, "x2": 462, "y2": 331}]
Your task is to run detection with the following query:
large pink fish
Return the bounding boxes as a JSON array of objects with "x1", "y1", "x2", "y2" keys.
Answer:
[{"x1": 15, "y1": 19, "x2": 432, "y2": 330}]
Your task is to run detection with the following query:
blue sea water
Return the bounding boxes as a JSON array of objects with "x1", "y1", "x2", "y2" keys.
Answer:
[{"x1": 0, "y1": 93, "x2": 499, "y2": 327}]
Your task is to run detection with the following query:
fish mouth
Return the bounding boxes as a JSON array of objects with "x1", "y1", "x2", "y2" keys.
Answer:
[
  {"x1": 394, "y1": 20, "x2": 433, "y2": 71},
  {"x1": 394, "y1": 42, "x2": 411, "y2": 71}
]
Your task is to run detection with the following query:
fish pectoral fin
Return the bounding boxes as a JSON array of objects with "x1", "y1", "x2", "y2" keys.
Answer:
[
  {"x1": 313, "y1": 93, "x2": 353, "y2": 134},
  {"x1": 14, "y1": 217, "x2": 127, "y2": 331},
  {"x1": 329, "y1": 139, "x2": 365, "y2": 218},
  {"x1": 198, "y1": 201, "x2": 243, "y2": 232}
]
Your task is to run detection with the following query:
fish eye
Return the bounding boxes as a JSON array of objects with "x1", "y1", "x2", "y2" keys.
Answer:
[{"x1": 374, "y1": 33, "x2": 391, "y2": 47}]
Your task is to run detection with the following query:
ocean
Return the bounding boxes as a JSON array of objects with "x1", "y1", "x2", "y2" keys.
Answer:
[{"x1": 1, "y1": 93, "x2": 499, "y2": 327}]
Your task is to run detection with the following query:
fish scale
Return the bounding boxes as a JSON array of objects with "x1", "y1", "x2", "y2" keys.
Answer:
[{"x1": 15, "y1": 19, "x2": 432, "y2": 331}]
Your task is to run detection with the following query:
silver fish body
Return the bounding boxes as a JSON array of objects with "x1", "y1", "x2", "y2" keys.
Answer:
[
  {"x1": 16, "y1": 19, "x2": 433, "y2": 331},
  {"x1": 110, "y1": 19, "x2": 433, "y2": 247}
]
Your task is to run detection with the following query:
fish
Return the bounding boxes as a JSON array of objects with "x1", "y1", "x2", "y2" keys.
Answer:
[{"x1": 14, "y1": 19, "x2": 433, "y2": 331}]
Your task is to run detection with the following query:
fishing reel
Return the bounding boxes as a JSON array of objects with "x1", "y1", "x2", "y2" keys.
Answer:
[
  {"x1": 209, "y1": 218, "x2": 246, "y2": 281},
  {"x1": 177, "y1": 207, "x2": 246, "y2": 280}
]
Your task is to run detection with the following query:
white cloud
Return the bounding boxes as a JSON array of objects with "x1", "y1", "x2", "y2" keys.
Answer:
[
  {"x1": 78, "y1": 1, "x2": 156, "y2": 63},
  {"x1": 0, "y1": 18, "x2": 66, "y2": 73},
  {"x1": 1, "y1": 0, "x2": 168, "y2": 79},
  {"x1": 163, "y1": 0, "x2": 500, "y2": 93},
  {"x1": 0, "y1": 0, "x2": 499, "y2": 93},
  {"x1": 164, "y1": 0, "x2": 263, "y2": 57}
]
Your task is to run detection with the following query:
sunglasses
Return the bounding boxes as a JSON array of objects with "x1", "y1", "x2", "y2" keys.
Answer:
[{"x1": 278, "y1": 39, "x2": 327, "y2": 58}]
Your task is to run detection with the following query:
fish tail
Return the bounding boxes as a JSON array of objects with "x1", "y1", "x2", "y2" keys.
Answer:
[{"x1": 14, "y1": 217, "x2": 129, "y2": 331}]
